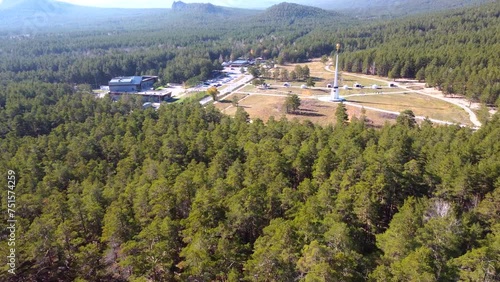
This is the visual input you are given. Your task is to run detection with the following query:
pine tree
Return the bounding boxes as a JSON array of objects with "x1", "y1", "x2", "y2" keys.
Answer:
[{"x1": 335, "y1": 102, "x2": 348, "y2": 125}]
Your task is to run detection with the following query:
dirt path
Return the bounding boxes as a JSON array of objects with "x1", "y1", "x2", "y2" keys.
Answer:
[{"x1": 325, "y1": 65, "x2": 482, "y2": 127}]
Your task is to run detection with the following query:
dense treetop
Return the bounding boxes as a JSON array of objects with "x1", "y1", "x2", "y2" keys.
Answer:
[{"x1": 0, "y1": 82, "x2": 499, "y2": 280}]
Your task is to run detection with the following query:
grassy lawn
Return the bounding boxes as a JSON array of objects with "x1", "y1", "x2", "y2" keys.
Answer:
[
  {"x1": 214, "y1": 93, "x2": 249, "y2": 111},
  {"x1": 173, "y1": 91, "x2": 207, "y2": 103},
  {"x1": 222, "y1": 94, "x2": 395, "y2": 127},
  {"x1": 268, "y1": 62, "x2": 397, "y2": 90},
  {"x1": 223, "y1": 95, "x2": 334, "y2": 126},
  {"x1": 276, "y1": 61, "x2": 335, "y2": 87},
  {"x1": 231, "y1": 75, "x2": 248, "y2": 84},
  {"x1": 341, "y1": 73, "x2": 390, "y2": 88},
  {"x1": 346, "y1": 93, "x2": 472, "y2": 125},
  {"x1": 237, "y1": 84, "x2": 259, "y2": 92},
  {"x1": 237, "y1": 84, "x2": 331, "y2": 97},
  {"x1": 337, "y1": 88, "x2": 405, "y2": 96},
  {"x1": 217, "y1": 85, "x2": 230, "y2": 92},
  {"x1": 220, "y1": 60, "x2": 473, "y2": 127}
]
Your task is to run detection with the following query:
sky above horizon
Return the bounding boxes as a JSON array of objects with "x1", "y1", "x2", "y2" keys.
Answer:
[{"x1": 56, "y1": 0, "x2": 294, "y2": 9}]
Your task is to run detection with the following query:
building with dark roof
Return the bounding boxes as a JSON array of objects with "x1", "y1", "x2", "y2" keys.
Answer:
[
  {"x1": 230, "y1": 59, "x2": 250, "y2": 68},
  {"x1": 109, "y1": 76, "x2": 158, "y2": 93}
]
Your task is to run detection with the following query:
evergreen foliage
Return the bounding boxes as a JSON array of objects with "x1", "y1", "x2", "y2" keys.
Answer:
[
  {"x1": 284, "y1": 94, "x2": 301, "y2": 113},
  {"x1": 1, "y1": 85, "x2": 499, "y2": 280}
]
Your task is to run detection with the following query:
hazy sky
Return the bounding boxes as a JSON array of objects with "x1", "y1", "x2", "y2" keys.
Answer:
[{"x1": 55, "y1": 0, "x2": 291, "y2": 9}]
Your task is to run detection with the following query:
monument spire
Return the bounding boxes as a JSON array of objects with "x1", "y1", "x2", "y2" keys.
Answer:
[{"x1": 331, "y1": 43, "x2": 341, "y2": 101}]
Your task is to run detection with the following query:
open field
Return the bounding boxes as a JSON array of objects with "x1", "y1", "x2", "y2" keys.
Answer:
[
  {"x1": 222, "y1": 94, "x2": 399, "y2": 127},
  {"x1": 213, "y1": 60, "x2": 480, "y2": 127},
  {"x1": 238, "y1": 84, "x2": 331, "y2": 96},
  {"x1": 223, "y1": 95, "x2": 335, "y2": 126},
  {"x1": 214, "y1": 93, "x2": 249, "y2": 111},
  {"x1": 262, "y1": 79, "x2": 308, "y2": 87},
  {"x1": 341, "y1": 73, "x2": 393, "y2": 88},
  {"x1": 173, "y1": 91, "x2": 207, "y2": 103},
  {"x1": 240, "y1": 82, "x2": 403, "y2": 97},
  {"x1": 340, "y1": 87, "x2": 403, "y2": 95},
  {"x1": 273, "y1": 61, "x2": 335, "y2": 87},
  {"x1": 346, "y1": 93, "x2": 472, "y2": 125}
]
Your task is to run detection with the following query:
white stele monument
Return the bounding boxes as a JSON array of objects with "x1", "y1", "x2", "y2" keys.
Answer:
[{"x1": 330, "y1": 43, "x2": 344, "y2": 102}]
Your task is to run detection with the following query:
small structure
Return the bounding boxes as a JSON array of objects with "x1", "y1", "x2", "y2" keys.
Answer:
[
  {"x1": 353, "y1": 82, "x2": 363, "y2": 88},
  {"x1": 327, "y1": 84, "x2": 333, "y2": 88},
  {"x1": 109, "y1": 76, "x2": 158, "y2": 93},
  {"x1": 389, "y1": 83, "x2": 397, "y2": 87},
  {"x1": 343, "y1": 85, "x2": 349, "y2": 90},
  {"x1": 283, "y1": 82, "x2": 291, "y2": 87},
  {"x1": 371, "y1": 84, "x2": 381, "y2": 89},
  {"x1": 300, "y1": 84, "x2": 308, "y2": 89},
  {"x1": 258, "y1": 84, "x2": 269, "y2": 90}
]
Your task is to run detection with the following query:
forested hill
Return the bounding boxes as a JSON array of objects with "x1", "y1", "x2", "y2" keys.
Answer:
[
  {"x1": 170, "y1": 1, "x2": 257, "y2": 17},
  {"x1": 1, "y1": 84, "x2": 499, "y2": 280},
  {"x1": 257, "y1": 2, "x2": 334, "y2": 20}
]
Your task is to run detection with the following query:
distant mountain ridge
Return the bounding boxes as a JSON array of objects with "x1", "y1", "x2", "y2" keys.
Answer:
[
  {"x1": 0, "y1": 0, "x2": 494, "y2": 34},
  {"x1": 0, "y1": 0, "x2": 165, "y2": 34},
  {"x1": 0, "y1": 0, "x2": 69, "y2": 12}
]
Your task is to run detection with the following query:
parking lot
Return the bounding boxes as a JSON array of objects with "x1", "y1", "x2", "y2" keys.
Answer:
[{"x1": 192, "y1": 67, "x2": 245, "y2": 91}]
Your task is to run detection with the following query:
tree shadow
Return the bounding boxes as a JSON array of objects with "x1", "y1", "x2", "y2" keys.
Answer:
[
  {"x1": 289, "y1": 109, "x2": 325, "y2": 117},
  {"x1": 313, "y1": 104, "x2": 331, "y2": 108},
  {"x1": 379, "y1": 112, "x2": 398, "y2": 119}
]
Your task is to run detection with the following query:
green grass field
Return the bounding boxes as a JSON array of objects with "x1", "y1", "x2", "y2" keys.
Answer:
[{"x1": 174, "y1": 91, "x2": 208, "y2": 103}]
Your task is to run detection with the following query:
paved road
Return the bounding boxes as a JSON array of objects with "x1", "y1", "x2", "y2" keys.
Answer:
[
  {"x1": 220, "y1": 74, "x2": 254, "y2": 95},
  {"x1": 200, "y1": 74, "x2": 254, "y2": 105}
]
